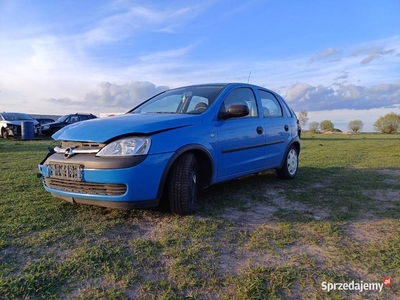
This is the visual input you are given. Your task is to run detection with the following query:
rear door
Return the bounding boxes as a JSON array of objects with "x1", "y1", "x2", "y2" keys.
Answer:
[
  {"x1": 215, "y1": 87, "x2": 266, "y2": 180},
  {"x1": 259, "y1": 89, "x2": 290, "y2": 167}
]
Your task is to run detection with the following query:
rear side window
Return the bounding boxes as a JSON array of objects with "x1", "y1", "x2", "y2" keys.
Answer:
[
  {"x1": 69, "y1": 115, "x2": 79, "y2": 123},
  {"x1": 259, "y1": 90, "x2": 283, "y2": 117}
]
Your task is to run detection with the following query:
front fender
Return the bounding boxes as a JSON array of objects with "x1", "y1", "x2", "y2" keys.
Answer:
[{"x1": 155, "y1": 144, "x2": 215, "y2": 201}]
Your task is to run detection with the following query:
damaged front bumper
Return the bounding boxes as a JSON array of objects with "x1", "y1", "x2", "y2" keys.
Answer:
[{"x1": 38, "y1": 149, "x2": 174, "y2": 209}]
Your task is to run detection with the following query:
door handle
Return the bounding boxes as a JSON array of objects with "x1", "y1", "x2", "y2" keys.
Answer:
[
  {"x1": 284, "y1": 125, "x2": 289, "y2": 132},
  {"x1": 256, "y1": 126, "x2": 263, "y2": 134}
]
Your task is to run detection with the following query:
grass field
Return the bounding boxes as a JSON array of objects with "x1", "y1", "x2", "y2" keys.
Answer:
[{"x1": 0, "y1": 133, "x2": 399, "y2": 299}]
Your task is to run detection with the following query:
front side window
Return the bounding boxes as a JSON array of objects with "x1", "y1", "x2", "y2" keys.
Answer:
[
  {"x1": 186, "y1": 96, "x2": 209, "y2": 112},
  {"x1": 58, "y1": 115, "x2": 69, "y2": 123},
  {"x1": 131, "y1": 85, "x2": 224, "y2": 114},
  {"x1": 259, "y1": 90, "x2": 283, "y2": 117},
  {"x1": 220, "y1": 88, "x2": 258, "y2": 117}
]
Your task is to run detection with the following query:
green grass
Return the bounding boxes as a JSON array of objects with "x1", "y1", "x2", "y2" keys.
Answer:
[{"x1": 0, "y1": 133, "x2": 399, "y2": 299}]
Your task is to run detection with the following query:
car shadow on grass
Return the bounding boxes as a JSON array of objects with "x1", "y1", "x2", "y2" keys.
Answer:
[{"x1": 196, "y1": 166, "x2": 400, "y2": 223}]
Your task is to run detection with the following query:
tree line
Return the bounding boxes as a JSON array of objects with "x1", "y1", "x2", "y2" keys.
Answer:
[{"x1": 297, "y1": 110, "x2": 400, "y2": 134}]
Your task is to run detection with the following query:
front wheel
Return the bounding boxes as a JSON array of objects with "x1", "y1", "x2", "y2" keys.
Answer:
[
  {"x1": 276, "y1": 145, "x2": 298, "y2": 179},
  {"x1": 1, "y1": 129, "x2": 9, "y2": 139},
  {"x1": 168, "y1": 153, "x2": 198, "y2": 215}
]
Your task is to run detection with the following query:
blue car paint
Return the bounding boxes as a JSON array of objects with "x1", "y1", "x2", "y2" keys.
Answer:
[
  {"x1": 39, "y1": 83, "x2": 300, "y2": 208},
  {"x1": 52, "y1": 113, "x2": 199, "y2": 143},
  {"x1": 40, "y1": 152, "x2": 173, "y2": 202}
]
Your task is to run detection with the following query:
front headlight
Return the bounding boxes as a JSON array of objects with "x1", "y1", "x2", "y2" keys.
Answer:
[
  {"x1": 96, "y1": 137, "x2": 151, "y2": 157},
  {"x1": 42, "y1": 125, "x2": 50, "y2": 130}
]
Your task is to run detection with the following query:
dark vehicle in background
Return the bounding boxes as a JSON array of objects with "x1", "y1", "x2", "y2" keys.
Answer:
[
  {"x1": 35, "y1": 118, "x2": 55, "y2": 125},
  {"x1": 41, "y1": 113, "x2": 97, "y2": 135},
  {"x1": 0, "y1": 112, "x2": 40, "y2": 138}
]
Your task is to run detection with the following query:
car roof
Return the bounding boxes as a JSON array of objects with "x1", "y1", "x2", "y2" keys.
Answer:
[{"x1": 166, "y1": 83, "x2": 276, "y2": 93}]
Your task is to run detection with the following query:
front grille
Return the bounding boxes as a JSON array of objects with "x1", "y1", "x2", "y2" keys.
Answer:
[
  {"x1": 61, "y1": 141, "x2": 105, "y2": 149},
  {"x1": 44, "y1": 178, "x2": 126, "y2": 196}
]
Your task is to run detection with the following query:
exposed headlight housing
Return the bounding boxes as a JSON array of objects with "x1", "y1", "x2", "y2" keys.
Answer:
[
  {"x1": 42, "y1": 125, "x2": 50, "y2": 130},
  {"x1": 96, "y1": 137, "x2": 151, "y2": 157}
]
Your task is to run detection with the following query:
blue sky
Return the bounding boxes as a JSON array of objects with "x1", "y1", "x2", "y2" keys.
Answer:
[{"x1": 0, "y1": 0, "x2": 399, "y2": 131}]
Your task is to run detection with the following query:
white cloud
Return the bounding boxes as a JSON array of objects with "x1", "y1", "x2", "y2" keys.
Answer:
[
  {"x1": 81, "y1": 3, "x2": 210, "y2": 45},
  {"x1": 284, "y1": 81, "x2": 400, "y2": 111},
  {"x1": 351, "y1": 46, "x2": 396, "y2": 65},
  {"x1": 318, "y1": 48, "x2": 341, "y2": 58},
  {"x1": 139, "y1": 45, "x2": 195, "y2": 62},
  {"x1": 0, "y1": 1, "x2": 399, "y2": 120},
  {"x1": 284, "y1": 83, "x2": 314, "y2": 102},
  {"x1": 46, "y1": 81, "x2": 169, "y2": 114}
]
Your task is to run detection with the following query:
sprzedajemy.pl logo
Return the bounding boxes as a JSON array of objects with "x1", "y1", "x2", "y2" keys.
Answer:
[{"x1": 322, "y1": 277, "x2": 392, "y2": 293}]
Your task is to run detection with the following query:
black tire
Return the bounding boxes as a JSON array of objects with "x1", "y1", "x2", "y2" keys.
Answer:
[
  {"x1": 1, "y1": 129, "x2": 9, "y2": 139},
  {"x1": 276, "y1": 145, "x2": 298, "y2": 179},
  {"x1": 168, "y1": 153, "x2": 198, "y2": 215}
]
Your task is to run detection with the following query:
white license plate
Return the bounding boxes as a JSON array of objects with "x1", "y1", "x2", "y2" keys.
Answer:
[{"x1": 49, "y1": 164, "x2": 84, "y2": 181}]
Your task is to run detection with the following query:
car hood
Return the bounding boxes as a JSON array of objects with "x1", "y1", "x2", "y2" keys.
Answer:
[{"x1": 52, "y1": 113, "x2": 201, "y2": 142}]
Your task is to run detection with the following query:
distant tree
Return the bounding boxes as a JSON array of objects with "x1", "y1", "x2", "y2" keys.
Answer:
[
  {"x1": 374, "y1": 112, "x2": 400, "y2": 134},
  {"x1": 320, "y1": 120, "x2": 334, "y2": 131},
  {"x1": 298, "y1": 109, "x2": 309, "y2": 129},
  {"x1": 348, "y1": 120, "x2": 363, "y2": 133},
  {"x1": 309, "y1": 122, "x2": 319, "y2": 133}
]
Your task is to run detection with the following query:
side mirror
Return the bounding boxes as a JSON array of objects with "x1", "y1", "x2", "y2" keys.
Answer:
[{"x1": 220, "y1": 104, "x2": 249, "y2": 120}]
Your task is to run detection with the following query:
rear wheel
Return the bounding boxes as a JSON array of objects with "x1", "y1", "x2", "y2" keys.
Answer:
[
  {"x1": 276, "y1": 145, "x2": 298, "y2": 179},
  {"x1": 168, "y1": 153, "x2": 198, "y2": 215}
]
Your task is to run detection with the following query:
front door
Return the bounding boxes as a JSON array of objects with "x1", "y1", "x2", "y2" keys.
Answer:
[{"x1": 215, "y1": 87, "x2": 266, "y2": 180}]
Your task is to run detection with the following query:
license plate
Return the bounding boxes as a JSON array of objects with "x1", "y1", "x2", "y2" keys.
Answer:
[{"x1": 49, "y1": 163, "x2": 84, "y2": 181}]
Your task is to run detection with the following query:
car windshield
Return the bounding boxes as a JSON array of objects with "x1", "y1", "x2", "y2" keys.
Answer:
[
  {"x1": 129, "y1": 85, "x2": 225, "y2": 114},
  {"x1": 1, "y1": 113, "x2": 34, "y2": 121},
  {"x1": 57, "y1": 115, "x2": 69, "y2": 123}
]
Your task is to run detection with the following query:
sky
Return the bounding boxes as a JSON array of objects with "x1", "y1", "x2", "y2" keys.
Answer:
[{"x1": 0, "y1": 0, "x2": 399, "y2": 132}]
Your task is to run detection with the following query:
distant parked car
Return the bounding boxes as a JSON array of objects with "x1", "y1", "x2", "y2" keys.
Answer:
[
  {"x1": 35, "y1": 118, "x2": 55, "y2": 125},
  {"x1": 0, "y1": 112, "x2": 40, "y2": 138},
  {"x1": 41, "y1": 113, "x2": 97, "y2": 135},
  {"x1": 38, "y1": 83, "x2": 300, "y2": 215}
]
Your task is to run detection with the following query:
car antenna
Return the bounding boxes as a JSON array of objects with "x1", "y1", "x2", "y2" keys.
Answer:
[{"x1": 247, "y1": 71, "x2": 252, "y2": 83}]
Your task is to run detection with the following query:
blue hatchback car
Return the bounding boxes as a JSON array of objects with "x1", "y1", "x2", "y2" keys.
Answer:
[{"x1": 38, "y1": 83, "x2": 300, "y2": 215}]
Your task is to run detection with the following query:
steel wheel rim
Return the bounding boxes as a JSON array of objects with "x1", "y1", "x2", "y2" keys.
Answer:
[{"x1": 287, "y1": 149, "x2": 298, "y2": 175}]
